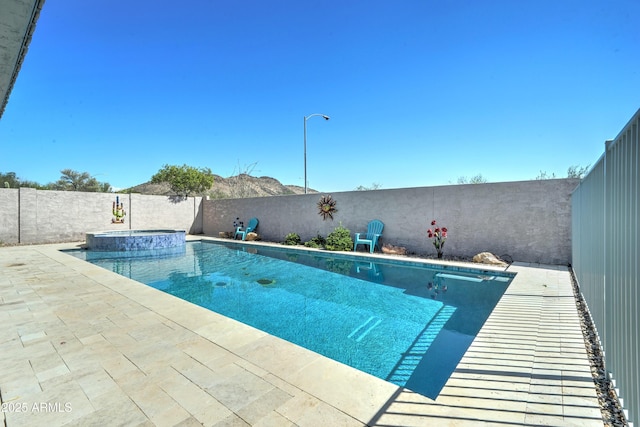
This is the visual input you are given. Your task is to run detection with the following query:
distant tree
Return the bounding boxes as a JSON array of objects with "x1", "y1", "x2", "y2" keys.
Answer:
[
  {"x1": 0, "y1": 172, "x2": 20, "y2": 188},
  {"x1": 457, "y1": 174, "x2": 488, "y2": 184},
  {"x1": 20, "y1": 180, "x2": 46, "y2": 189},
  {"x1": 567, "y1": 164, "x2": 590, "y2": 179},
  {"x1": 535, "y1": 164, "x2": 590, "y2": 180},
  {"x1": 535, "y1": 171, "x2": 557, "y2": 180},
  {"x1": 0, "y1": 172, "x2": 44, "y2": 188},
  {"x1": 151, "y1": 164, "x2": 214, "y2": 197},
  {"x1": 50, "y1": 169, "x2": 111, "y2": 192},
  {"x1": 354, "y1": 182, "x2": 382, "y2": 191},
  {"x1": 228, "y1": 161, "x2": 258, "y2": 198}
]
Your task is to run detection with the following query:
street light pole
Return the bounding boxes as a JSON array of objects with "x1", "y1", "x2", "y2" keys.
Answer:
[{"x1": 304, "y1": 113, "x2": 330, "y2": 194}]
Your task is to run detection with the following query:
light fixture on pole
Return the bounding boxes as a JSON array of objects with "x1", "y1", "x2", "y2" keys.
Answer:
[{"x1": 304, "y1": 113, "x2": 330, "y2": 194}]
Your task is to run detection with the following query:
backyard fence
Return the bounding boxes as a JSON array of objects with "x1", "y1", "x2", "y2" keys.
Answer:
[
  {"x1": 0, "y1": 188, "x2": 203, "y2": 244},
  {"x1": 1, "y1": 179, "x2": 577, "y2": 265},
  {"x1": 203, "y1": 178, "x2": 578, "y2": 265},
  {"x1": 572, "y1": 108, "x2": 640, "y2": 425}
]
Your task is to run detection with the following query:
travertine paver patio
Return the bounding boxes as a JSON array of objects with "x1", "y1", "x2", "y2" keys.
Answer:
[{"x1": 0, "y1": 239, "x2": 603, "y2": 426}]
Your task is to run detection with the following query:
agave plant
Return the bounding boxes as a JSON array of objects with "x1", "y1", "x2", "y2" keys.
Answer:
[{"x1": 317, "y1": 195, "x2": 338, "y2": 220}]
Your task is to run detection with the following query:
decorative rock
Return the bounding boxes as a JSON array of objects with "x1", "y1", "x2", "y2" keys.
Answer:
[
  {"x1": 245, "y1": 232, "x2": 260, "y2": 241},
  {"x1": 472, "y1": 252, "x2": 507, "y2": 266},
  {"x1": 381, "y1": 243, "x2": 407, "y2": 255}
]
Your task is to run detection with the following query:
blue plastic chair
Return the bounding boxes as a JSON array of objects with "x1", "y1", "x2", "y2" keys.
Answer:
[
  {"x1": 234, "y1": 217, "x2": 258, "y2": 241},
  {"x1": 353, "y1": 219, "x2": 384, "y2": 253}
]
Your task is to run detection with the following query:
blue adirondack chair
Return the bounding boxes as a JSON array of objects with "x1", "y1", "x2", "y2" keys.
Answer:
[
  {"x1": 353, "y1": 219, "x2": 384, "y2": 253},
  {"x1": 234, "y1": 217, "x2": 259, "y2": 241}
]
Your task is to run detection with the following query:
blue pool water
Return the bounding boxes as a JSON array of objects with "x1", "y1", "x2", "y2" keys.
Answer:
[{"x1": 68, "y1": 240, "x2": 514, "y2": 399}]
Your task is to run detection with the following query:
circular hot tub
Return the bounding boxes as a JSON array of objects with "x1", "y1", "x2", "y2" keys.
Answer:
[{"x1": 85, "y1": 230, "x2": 186, "y2": 251}]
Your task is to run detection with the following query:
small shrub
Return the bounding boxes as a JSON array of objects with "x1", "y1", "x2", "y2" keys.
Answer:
[
  {"x1": 325, "y1": 224, "x2": 353, "y2": 251},
  {"x1": 284, "y1": 233, "x2": 301, "y2": 245},
  {"x1": 304, "y1": 234, "x2": 326, "y2": 249}
]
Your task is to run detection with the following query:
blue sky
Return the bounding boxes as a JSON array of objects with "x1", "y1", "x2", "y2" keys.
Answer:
[{"x1": 1, "y1": 0, "x2": 638, "y2": 192}]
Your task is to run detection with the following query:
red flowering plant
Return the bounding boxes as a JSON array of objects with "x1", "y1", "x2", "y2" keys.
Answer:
[{"x1": 427, "y1": 219, "x2": 448, "y2": 259}]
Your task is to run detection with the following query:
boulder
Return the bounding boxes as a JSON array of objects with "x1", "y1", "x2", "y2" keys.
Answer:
[
  {"x1": 245, "y1": 232, "x2": 260, "y2": 241},
  {"x1": 472, "y1": 252, "x2": 507, "y2": 266},
  {"x1": 381, "y1": 243, "x2": 407, "y2": 255}
]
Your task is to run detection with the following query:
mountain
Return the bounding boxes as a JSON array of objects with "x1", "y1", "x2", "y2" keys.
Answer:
[{"x1": 123, "y1": 174, "x2": 318, "y2": 198}]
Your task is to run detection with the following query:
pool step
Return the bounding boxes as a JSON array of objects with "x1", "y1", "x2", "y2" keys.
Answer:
[
  {"x1": 348, "y1": 316, "x2": 383, "y2": 342},
  {"x1": 385, "y1": 305, "x2": 457, "y2": 386}
]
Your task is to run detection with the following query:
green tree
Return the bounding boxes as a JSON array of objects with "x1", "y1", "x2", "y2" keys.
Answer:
[
  {"x1": 0, "y1": 172, "x2": 20, "y2": 188},
  {"x1": 51, "y1": 169, "x2": 111, "y2": 192},
  {"x1": 151, "y1": 164, "x2": 214, "y2": 197}
]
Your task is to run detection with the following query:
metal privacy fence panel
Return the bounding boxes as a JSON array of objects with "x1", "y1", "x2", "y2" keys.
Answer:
[
  {"x1": 572, "y1": 157, "x2": 606, "y2": 330},
  {"x1": 572, "y1": 108, "x2": 639, "y2": 425}
]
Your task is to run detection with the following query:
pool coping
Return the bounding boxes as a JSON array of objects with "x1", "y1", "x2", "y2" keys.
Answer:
[{"x1": 0, "y1": 237, "x2": 604, "y2": 426}]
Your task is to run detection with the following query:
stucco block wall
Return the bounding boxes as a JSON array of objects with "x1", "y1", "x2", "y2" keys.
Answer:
[
  {"x1": 203, "y1": 179, "x2": 578, "y2": 264},
  {"x1": 1, "y1": 180, "x2": 576, "y2": 264},
  {"x1": 0, "y1": 188, "x2": 19, "y2": 244},
  {"x1": 128, "y1": 193, "x2": 203, "y2": 234},
  {"x1": 0, "y1": 188, "x2": 203, "y2": 244}
]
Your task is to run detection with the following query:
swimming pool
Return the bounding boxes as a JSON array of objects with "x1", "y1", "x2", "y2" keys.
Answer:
[{"x1": 68, "y1": 240, "x2": 514, "y2": 399}]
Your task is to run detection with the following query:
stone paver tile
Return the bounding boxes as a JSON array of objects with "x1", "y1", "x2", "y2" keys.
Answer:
[
  {"x1": 212, "y1": 413, "x2": 251, "y2": 427},
  {"x1": 236, "y1": 334, "x2": 319, "y2": 380},
  {"x1": 262, "y1": 373, "x2": 304, "y2": 397},
  {"x1": 191, "y1": 402, "x2": 234, "y2": 426},
  {"x1": 119, "y1": 342, "x2": 181, "y2": 375},
  {"x1": 35, "y1": 363, "x2": 71, "y2": 383},
  {"x1": 100, "y1": 353, "x2": 142, "y2": 381},
  {"x1": 127, "y1": 382, "x2": 189, "y2": 425},
  {"x1": 205, "y1": 368, "x2": 276, "y2": 413},
  {"x1": 436, "y1": 393, "x2": 529, "y2": 418},
  {"x1": 525, "y1": 400, "x2": 564, "y2": 416},
  {"x1": 58, "y1": 348, "x2": 103, "y2": 374},
  {"x1": 287, "y1": 356, "x2": 398, "y2": 423},
  {"x1": 277, "y1": 393, "x2": 363, "y2": 427},
  {"x1": 100, "y1": 328, "x2": 140, "y2": 349},
  {"x1": 177, "y1": 358, "x2": 244, "y2": 390},
  {"x1": 4, "y1": 381, "x2": 95, "y2": 427},
  {"x1": 233, "y1": 357, "x2": 269, "y2": 378},
  {"x1": 64, "y1": 394, "x2": 152, "y2": 427},
  {"x1": 523, "y1": 412, "x2": 569, "y2": 426},
  {"x1": 174, "y1": 416, "x2": 209, "y2": 427},
  {"x1": 74, "y1": 368, "x2": 121, "y2": 401},
  {"x1": 1, "y1": 378, "x2": 42, "y2": 401},
  {"x1": 177, "y1": 337, "x2": 232, "y2": 366},
  {"x1": 19, "y1": 330, "x2": 47, "y2": 344},
  {"x1": 562, "y1": 382, "x2": 601, "y2": 398},
  {"x1": 253, "y1": 410, "x2": 296, "y2": 427},
  {"x1": 235, "y1": 387, "x2": 295, "y2": 425},
  {"x1": 198, "y1": 319, "x2": 267, "y2": 352},
  {"x1": 161, "y1": 373, "x2": 221, "y2": 416},
  {"x1": 152, "y1": 404, "x2": 191, "y2": 427},
  {"x1": 562, "y1": 394, "x2": 603, "y2": 419},
  {"x1": 77, "y1": 333, "x2": 106, "y2": 346}
]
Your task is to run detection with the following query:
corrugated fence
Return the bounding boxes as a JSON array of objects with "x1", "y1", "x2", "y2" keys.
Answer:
[{"x1": 572, "y1": 108, "x2": 639, "y2": 425}]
